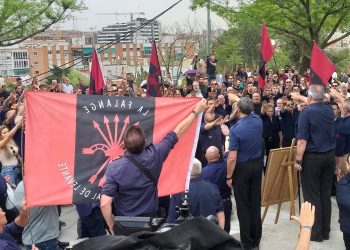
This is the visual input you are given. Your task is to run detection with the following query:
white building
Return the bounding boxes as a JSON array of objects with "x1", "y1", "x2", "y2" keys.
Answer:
[
  {"x1": 97, "y1": 18, "x2": 160, "y2": 44},
  {"x1": 0, "y1": 46, "x2": 30, "y2": 77}
]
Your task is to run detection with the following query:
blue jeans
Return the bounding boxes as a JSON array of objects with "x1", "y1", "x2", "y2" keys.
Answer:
[
  {"x1": 1, "y1": 166, "x2": 18, "y2": 185},
  {"x1": 25, "y1": 238, "x2": 59, "y2": 250}
]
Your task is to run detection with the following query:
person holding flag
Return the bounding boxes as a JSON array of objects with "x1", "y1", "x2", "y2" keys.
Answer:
[
  {"x1": 294, "y1": 42, "x2": 337, "y2": 242},
  {"x1": 100, "y1": 99, "x2": 208, "y2": 233}
]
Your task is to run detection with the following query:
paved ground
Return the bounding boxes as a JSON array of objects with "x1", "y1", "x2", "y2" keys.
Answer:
[{"x1": 58, "y1": 197, "x2": 345, "y2": 250}]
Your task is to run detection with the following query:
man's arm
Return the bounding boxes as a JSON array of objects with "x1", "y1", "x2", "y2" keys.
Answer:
[
  {"x1": 294, "y1": 139, "x2": 307, "y2": 171},
  {"x1": 204, "y1": 116, "x2": 223, "y2": 130},
  {"x1": 13, "y1": 199, "x2": 28, "y2": 228},
  {"x1": 100, "y1": 195, "x2": 114, "y2": 233},
  {"x1": 226, "y1": 150, "x2": 237, "y2": 188},
  {"x1": 216, "y1": 211, "x2": 225, "y2": 230},
  {"x1": 174, "y1": 99, "x2": 207, "y2": 138}
]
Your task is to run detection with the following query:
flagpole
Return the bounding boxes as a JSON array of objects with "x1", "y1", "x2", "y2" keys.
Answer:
[{"x1": 273, "y1": 55, "x2": 278, "y2": 74}]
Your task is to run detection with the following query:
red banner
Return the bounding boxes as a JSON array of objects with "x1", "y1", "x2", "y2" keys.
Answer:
[
  {"x1": 24, "y1": 92, "x2": 201, "y2": 207},
  {"x1": 258, "y1": 23, "x2": 274, "y2": 90},
  {"x1": 310, "y1": 42, "x2": 336, "y2": 85}
]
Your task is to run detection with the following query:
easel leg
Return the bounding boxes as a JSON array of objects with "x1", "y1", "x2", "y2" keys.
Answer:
[
  {"x1": 287, "y1": 166, "x2": 295, "y2": 217},
  {"x1": 262, "y1": 206, "x2": 269, "y2": 224},
  {"x1": 275, "y1": 173, "x2": 287, "y2": 224}
]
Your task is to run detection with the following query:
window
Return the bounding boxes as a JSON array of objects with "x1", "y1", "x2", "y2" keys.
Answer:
[
  {"x1": 35, "y1": 71, "x2": 39, "y2": 74},
  {"x1": 48, "y1": 51, "x2": 52, "y2": 55},
  {"x1": 13, "y1": 52, "x2": 28, "y2": 59},
  {"x1": 33, "y1": 51, "x2": 38, "y2": 56},
  {"x1": 34, "y1": 61, "x2": 39, "y2": 65},
  {"x1": 56, "y1": 50, "x2": 60, "y2": 54}
]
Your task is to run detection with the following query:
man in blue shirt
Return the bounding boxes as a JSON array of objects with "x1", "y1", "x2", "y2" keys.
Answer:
[
  {"x1": 101, "y1": 99, "x2": 208, "y2": 233},
  {"x1": 294, "y1": 84, "x2": 336, "y2": 242},
  {"x1": 202, "y1": 146, "x2": 232, "y2": 233},
  {"x1": 0, "y1": 199, "x2": 37, "y2": 250},
  {"x1": 167, "y1": 158, "x2": 224, "y2": 229},
  {"x1": 226, "y1": 96, "x2": 263, "y2": 250}
]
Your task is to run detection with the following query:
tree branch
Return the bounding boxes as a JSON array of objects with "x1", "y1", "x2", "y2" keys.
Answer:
[
  {"x1": 325, "y1": 30, "x2": 350, "y2": 48},
  {"x1": 322, "y1": 15, "x2": 346, "y2": 47},
  {"x1": 314, "y1": 2, "x2": 350, "y2": 36},
  {"x1": 0, "y1": 9, "x2": 68, "y2": 46},
  {"x1": 0, "y1": 1, "x2": 55, "y2": 38},
  {"x1": 267, "y1": 24, "x2": 310, "y2": 45}
]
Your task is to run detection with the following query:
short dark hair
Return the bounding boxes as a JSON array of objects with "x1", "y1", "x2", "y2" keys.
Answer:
[
  {"x1": 16, "y1": 77, "x2": 22, "y2": 81},
  {"x1": 123, "y1": 125, "x2": 146, "y2": 154}
]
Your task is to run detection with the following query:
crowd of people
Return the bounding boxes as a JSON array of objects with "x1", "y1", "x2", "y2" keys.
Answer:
[{"x1": 0, "y1": 51, "x2": 349, "y2": 250}]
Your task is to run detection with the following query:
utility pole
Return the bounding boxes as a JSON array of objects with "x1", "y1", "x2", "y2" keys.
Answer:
[{"x1": 206, "y1": 2, "x2": 211, "y2": 56}]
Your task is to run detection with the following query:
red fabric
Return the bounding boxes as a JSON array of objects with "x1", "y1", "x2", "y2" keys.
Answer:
[
  {"x1": 25, "y1": 92, "x2": 77, "y2": 206},
  {"x1": 89, "y1": 47, "x2": 105, "y2": 95},
  {"x1": 261, "y1": 24, "x2": 274, "y2": 62},
  {"x1": 154, "y1": 97, "x2": 201, "y2": 196},
  {"x1": 24, "y1": 93, "x2": 201, "y2": 207},
  {"x1": 310, "y1": 42, "x2": 336, "y2": 85},
  {"x1": 146, "y1": 40, "x2": 161, "y2": 97},
  {"x1": 258, "y1": 23, "x2": 274, "y2": 90}
]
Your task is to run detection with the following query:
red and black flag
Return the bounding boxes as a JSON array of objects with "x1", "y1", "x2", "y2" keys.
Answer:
[
  {"x1": 24, "y1": 92, "x2": 201, "y2": 207},
  {"x1": 146, "y1": 40, "x2": 161, "y2": 97},
  {"x1": 89, "y1": 47, "x2": 105, "y2": 95},
  {"x1": 258, "y1": 23, "x2": 274, "y2": 90},
  {"x1": 310, "y1": 42, "x2": 336, "y2": 85}
]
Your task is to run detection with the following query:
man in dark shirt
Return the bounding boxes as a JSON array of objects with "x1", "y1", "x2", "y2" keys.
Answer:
[
  {"x1": 294, "y1": 84, "x2": 336, "y2": 242},
  {"x1": 214, "y1": 94, "x2": 230, "y2": 117},
  {"x1": 336, "y1": 155, "x2": 350, "y2": 250},
  {"x1": 167, "y1": 158, "x2": 224, "y2": 229},
  {"x1": 280, "y1": 100, "x2": 299, "y2": 147},
  {"x1": 237, "y1": 66, "x2": 248, "y2": 80},
  {"x1": 0, "y1": 84, "x2": 9, "y2": 102},
  {"x1": 252, "y1": 92, "x2": 262, "y2": 115},
  {"x1": 206, "y1": 54, "x2": 217, "y2": 83},
  {"x1": 101, "y1": 99, "x2": 208, "y2": 233},
  {"x1": 226, "y1": 96, "x2": 263, "y2": 250},
  {"x1": 335, "y1": 100, "x2": 350, "y2": 177},
  {"x1": 202, "y1": 146, "x2": 232, "y2": 233}
]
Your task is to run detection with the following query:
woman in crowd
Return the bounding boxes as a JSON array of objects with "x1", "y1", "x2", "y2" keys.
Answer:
[
  {"x1": 0, "y1": 119, "x2": 23, "y2": 186},
  {"x1": 260, "y1": 102, "x2": 282, "y2": 169}
]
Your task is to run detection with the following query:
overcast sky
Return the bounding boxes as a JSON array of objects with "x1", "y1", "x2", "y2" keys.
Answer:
[{"x1": 62, "y1": 0, "x2": 227, "y2": 32}]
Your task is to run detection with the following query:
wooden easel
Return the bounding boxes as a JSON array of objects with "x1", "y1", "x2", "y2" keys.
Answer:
[{"x1": 261, "y1": 139, "x2": 298, "y2": 224}]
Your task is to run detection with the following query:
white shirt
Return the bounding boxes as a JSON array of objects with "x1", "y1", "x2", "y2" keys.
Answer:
[{"x1": 62, "y1": 83, "x2": 74, "y2": 93}]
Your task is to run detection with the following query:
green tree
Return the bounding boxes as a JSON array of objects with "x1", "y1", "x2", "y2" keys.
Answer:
[
  {"x1": 67, "y1": 69, "x2": 89, "y2": 86},
  {"x1": 46, "y1": 65, "x2": 71, "y2": 84},
  {"x1": 135, "y1": 66, "x2": 147, "y2": 85},
  {"x1": 192, "y1": 0, "x2": 350, "y2": 71},
  {"x1": 0, "y1": 0, "x2": 85, "y2": 46},
  {"x1": 327, "y1": 48, "x2": 350, "y2": 73},
  {"x1": 210, "y1": 23, "x2": 261, "y2": 73},
  {"x1": 211, "y1": 28, "x2": 242, "y2": 74}
]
